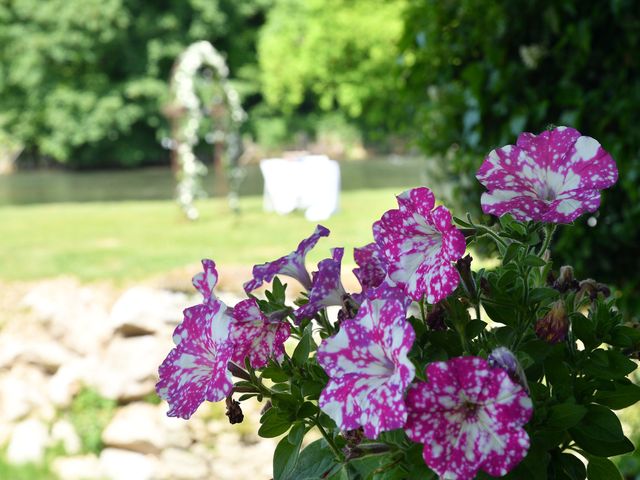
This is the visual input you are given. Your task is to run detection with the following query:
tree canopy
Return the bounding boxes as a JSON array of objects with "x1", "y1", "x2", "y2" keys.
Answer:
[{"x1": 0, "y1": 0, "x2": 270, "y2": 167}]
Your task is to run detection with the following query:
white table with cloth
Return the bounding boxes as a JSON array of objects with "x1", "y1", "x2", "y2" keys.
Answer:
[{"x1": 259, "y1": 155, "x2": 340, "y2": 221}]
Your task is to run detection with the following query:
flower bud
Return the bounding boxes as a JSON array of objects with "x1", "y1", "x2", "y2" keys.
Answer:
[
  {"x1": 535, "y1": 301, "x2": 568, "y2": 344},
  {"x1": 426, "y1": 302, "x2": 447, "y2": 331},
  {"x1": 455, "y1": 254, "x2": 476, "y2": 298},
  {"x1": 578, "y1": 279, "x2": 611, "y2": 301},
  {"x1": 553, "y1": 265, "x2": 579, "y2": 293},
  {"x1": 488, "y1": 347, "x2": 529, "y2": 392},
  {"x1": 225, "y1": 396, "x2": 244, "y2": 424}
]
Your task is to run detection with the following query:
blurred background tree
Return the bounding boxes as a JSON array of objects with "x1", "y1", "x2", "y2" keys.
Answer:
[
  {"x1": 257, "y1": 0, "x2": 407, "y2": 145},
  {"x1": 0, "y1": 0, "x2": 271, "y2": 168},
  {"x1": 399, "y1": 0, "x2": 640, "y2": 313}
]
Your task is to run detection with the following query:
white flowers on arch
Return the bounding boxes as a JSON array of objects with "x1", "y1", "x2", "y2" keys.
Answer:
[{"x1": 165, "y1": 41, "x2": 246, "y2": 219}]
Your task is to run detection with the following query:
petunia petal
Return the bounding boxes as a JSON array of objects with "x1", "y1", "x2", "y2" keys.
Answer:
[{"x1": 244, "y1": 225, "x2": 330, "y2": 292}]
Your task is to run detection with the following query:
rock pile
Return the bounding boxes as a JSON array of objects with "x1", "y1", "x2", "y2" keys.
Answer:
[{"x1": 0, "y1": 278, "x2": 275, "y2": 480}]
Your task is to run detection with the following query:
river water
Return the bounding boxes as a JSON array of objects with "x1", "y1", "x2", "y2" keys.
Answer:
[{"x1": 0, "y1": 157, "x2": 427, "y2": 206}]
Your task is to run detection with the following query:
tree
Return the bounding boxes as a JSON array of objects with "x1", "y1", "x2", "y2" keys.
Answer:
[
  {"x1": 258, "y1": 0, "x2": 407, "y2": 135},
  {"x1": 0, "y1": 0, "x2": 271, "y2": 167},
  {"x1": 399, "y1": 0, "x2": 640, "y2": 314}
]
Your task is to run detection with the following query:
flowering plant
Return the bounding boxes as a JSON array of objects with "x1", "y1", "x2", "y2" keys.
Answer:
[{"x1": 157, "y1": 127, "x2": 638, "y2": 479}]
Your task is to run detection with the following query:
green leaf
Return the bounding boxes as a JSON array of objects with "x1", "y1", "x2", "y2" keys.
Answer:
[
  {"x1": 297, "y1": 401, "x2": 318, "y2": 419},
  {"x1": 502, "y1": 242, "x2": 520, "y2": 265},
  {"x1": 586, "y1": 456, "x2": 622, "y2": 480},
  {"x1": 292, "y1": 331, "x2": 312, "y2": 366},
  {"x1": 483, "y1": 301, "x2": 517, "y2": 326},
  {"x1": 582, "y1": 349, "x2": 636, "y2": 380},
  {"x1": 301, "y1": 380, "x2": 323, "y2": 400},
  {"x1": 593, "y1": 382, "x2": 640, "y2": 410},
  {"x1": 571, "y1": 313, "x2": 597, "y2": 350},
  {"x1": 259, "y1": 409, "x2": 292, "y2": 438},
  {"x1": 609, "y1": 325, "x2": 640, "y2": 348},
  {"x1": 523, "y1": 255, "x2": 547, "y2": 267},
  {"x1": 274, "y1": 424, "x2": 304, "y2": 480},
  {"x1": 546, "y1": 403, "x2": 587, "y2": 430},
  {"x1": 558, "y1": 453, "x2": 586, "y2": 480},
  {"x1": 569, "y1": 404, "x2": 634, "y2": 456},
  {"x1": 286, "y1": 439, "x2": 336, "y2": 479},
  {"x1": 261, "y1": 366, "x2": 291, "y2": 383},
  {"x1": 544, "y1": 357, "x2": 572, "y2": 400},
  {"x1": 529, "y1": 287, "x2": 560, "y2": 304},
  {"x1": 465, "y1": 319, "x2": 487, "y2": 340}
]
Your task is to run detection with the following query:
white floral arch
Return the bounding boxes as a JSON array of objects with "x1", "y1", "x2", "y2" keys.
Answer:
[{"x1": 165, "y1": 41, "x2": 246, "y2": 219}]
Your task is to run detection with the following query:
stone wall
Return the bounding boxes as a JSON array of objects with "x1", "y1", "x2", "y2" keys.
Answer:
[{"x1": 0, "y1": 278, "x2": 276, "y2": 480}]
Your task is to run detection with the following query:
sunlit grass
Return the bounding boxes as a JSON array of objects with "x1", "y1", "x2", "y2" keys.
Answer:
[{"x1": 0, "y1": 189, "x2": 402, "y2": 284}]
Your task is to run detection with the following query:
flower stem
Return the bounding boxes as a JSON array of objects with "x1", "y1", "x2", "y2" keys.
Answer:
[
  {"x1": 314, "y1": 417, "x2": 344, "y2": 461},
  {"x1": 537, "y1": 224, "x2": 556, "y2": 257}
]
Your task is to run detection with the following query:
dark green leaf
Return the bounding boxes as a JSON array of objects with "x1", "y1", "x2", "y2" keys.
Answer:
[
  {"x1": 483, "y1": 302, "x2": 517, "y2": 326},
  {"x1": 502, "y1": 242, "x2": 520, "y2": 265},
  {"x1": 546, "y1": 403, "x2": 587, "y2": 430},
  {"x1": 529, "y1": 287, "x2": 560, "y2": 304},
  {"x1": 523, "y1": 255, "x2": 547, "y2": 267},
  {"x1": 301, "y1": 380, "x2": 323, "y2": 400},
  {"x1": 286, "y1": 439, "x2": 336, "y2": 479},
  {"x1": 569, "y1": 404, "x2": 634, "y2": 456},
  {"x1": 544, "y1": 357, "x2": 572, "y2": 400},
  {"x1": 582, "y1": 349, "x2": 636, "y2": 380},
  {"x1": 293, "y1": 331, "x2": 312, "y2": 366},
  {"x1": 609, "y1": 325, "x2": 640, "y2": 348},
  {"x1": 558, "y1": 453, "x2": 586, "y2": 480},
  {"x1": 259, "y1": 409, "x2": 292, "y2": 438},
  {"x1": 571, "y1": 313, "x2": 597, "y2": 350},
  {"x1": 465, "y1": 320, "x2": 487, "y2": 340},
  {"x1": 261, "y1": 366, "x2": 291, "y2": 383},
  {"x1": 594, "y1": 382, "x2": 640, "y2": 410},
  {"x1": 274, "y1": 424, "x2": 305, "y2": 480},
  {"x1": 586, "y1": 456, "x2": 622, "y2": 480},
  {"x1": 297, "y1": 401, "x2": 318, "y2": 419}
]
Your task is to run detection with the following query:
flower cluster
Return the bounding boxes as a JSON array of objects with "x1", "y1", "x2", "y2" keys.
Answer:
[{"x1": 157, "y1": 127, "x2": 635, "y2": 479}]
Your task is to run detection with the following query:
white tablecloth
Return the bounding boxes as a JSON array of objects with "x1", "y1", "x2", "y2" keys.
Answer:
[{"x1": 260, "y1": 155, "x2": 340, "y2": 221}]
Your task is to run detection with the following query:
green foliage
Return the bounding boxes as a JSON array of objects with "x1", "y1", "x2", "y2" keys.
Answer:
[
  {"x1": 67, "y1": 387, "x2": 117, "y2": 454},
  {"x1": 258, "y1": 0, "x2": 407, "y2": 134},
  {"x1": 0, "y1": 451, "x2": 58, "y2": 480},
  {"x1": 400, "y1": 0, "x2": 640, "y2": 314},
  {"x1": 0, "y1": 0, "x2": 271, "y2": 167}
]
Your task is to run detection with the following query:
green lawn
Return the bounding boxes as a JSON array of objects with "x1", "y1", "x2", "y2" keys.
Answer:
[{"x1": 0, "y1": 189, "x2": 404, "y2": 284}]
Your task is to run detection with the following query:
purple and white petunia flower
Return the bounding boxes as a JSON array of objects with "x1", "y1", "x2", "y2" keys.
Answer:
[
  {"x1": 243, "y1": 225, "x2": 330, "y2": 293},
  {"x1": 295, "y1": 248, "x2": 347, "y2": 321},
  {"x1": 230, "y1": 298, "x2": 291, "y2": 369},
  {"x1": 353, "y1": 242, "x2": 388, "y2": 294},
  {"x1": 476, "y1": 126, "x2": 618, "y2": 223},
  {"x1": 156, "y1": 260, "x2": 234, "y2": 419},
  {"x1": 373, "y1": 187, "x2": 466, "y2": 303},
  {"x1": 405, "y1": 357, "x2": 533, "y2": 480},
  {"x1": 317, "y1": 297, "x2": 415, "y2": 439}
]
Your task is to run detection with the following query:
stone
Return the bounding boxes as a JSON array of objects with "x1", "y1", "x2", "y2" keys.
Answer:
[
  {"x1": 52, "y1": 454, "x2": 102, "y2": 480},
  {"x1": 20, "y1": 340, "x2": 75, "y2": 374},
  {"x1": 51, "y1": 419, "x2": 81, "y2": 455},
  {"x1": 6, "y1": 418, "x2": 49, "y2": 464},
  {"x1": 99, "y1": 448, "x2": 158, "y2": 480},
  {"x1": 157, "y1": 448, "x2": 209, "y2": 480},
  {"x1": 102, "y1": 403, "x2": 191, "y2": 454},
  {"x1": 0, "y1": 364, "x2": 54, "y2": 422},
  {"x1": 109, "y1": 287, "x2": 188, "y2": 336},
  {"x1": 21, "y1": 277, "x2": 113, "y2": 355},
  {"x1": 91, "y1": 336, "x2": 168, "y2": 401},
  {"x1": 47, "y1": 363, "x2": 83, "y2": 408}
]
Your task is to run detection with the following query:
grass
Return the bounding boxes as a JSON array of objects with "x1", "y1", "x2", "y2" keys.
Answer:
[{"x1": 0, "y1": 189, "x2": 403, "y2": 284}]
